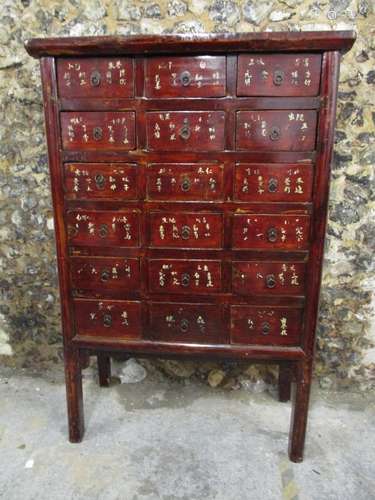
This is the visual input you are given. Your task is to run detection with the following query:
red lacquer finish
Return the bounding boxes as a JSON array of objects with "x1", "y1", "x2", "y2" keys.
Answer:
[
  {"x1": 64, "y1": 163, "x2": 139, "y2": 200},
  {"x1": 149, "y1": 212, "x2": 223, "y2": 249},
  {"x1": 148, "y1": 259, "x2": 222, "y2": 293},
  {"x1": 236, "y1": 110, "x2": 317, "y2": 151},
  {"x1": 66, "y1": 210, "x2": 140, "y2": 247},
  {"x1": 61, "y1": 111, "x2": 136, "y2": 150},
  {"x1": 74, "y1": 299, "x2": 142, "y2": 338},
  {"x1": 232, "y1": 261, "x2": 306, "y2": 296},
  {"x1": 146, "y1": 111, "x2": 225, "y2": 151},
  {"x1": 27, "y1": 32, "x2": 355, "y2": 462},
  {"x1": 57, "y1": 57, "x2": 134, "y2": 98},
  {"x1": 234, "y1": 163, "x2": 313, "y2": 202},
  {"x1": 146, "y1": 163, "x2": 224, "y2": 201},
  {"x1": 145, "y1": 56, "x2": 226, "y2": 98},
  {"x1": 237, "y1": 54, "x2": 322, "y2": 97},
  {"x1": 230, "y1": 306, "x2": 303, "y2": 346}
]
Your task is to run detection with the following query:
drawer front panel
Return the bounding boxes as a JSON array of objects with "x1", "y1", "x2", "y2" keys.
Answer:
[
  {"x1": 232, "y1": 261, "x2": 306, "y2": 295},
  {"x1": 147, "y1": 163, "x2": 224, "y2": 201},
  {"x1": 237, "y1": 54, "x2": 321, "y2": 96},
  {"x1": 232, "y1": 214, "x2": 310, "y2": 250},
  {"x1": 74, "y1": 299, "x2": 142, "y2": 338},
  {"x1": 148, "y1": 259, "x2": 222, "y2": 293},
  {"x1": 149, "y1": 212, "x2": 223, "y2": 249},
  {"x1": 236, "y1": 110, "x2": 317, "y2": 151},
  {"x1": 57, "y1": 57, "x2": 134, "y2": 98},
  {"x1": 230, "y1": 306, "x2": 303, "y2": 345},
  {"x1": 234, "y1": 163, "x2": 313, "y2": 202},
  {"x1": 70, "y1": 257, "x2": 140, "y2": 293},
  {"x1": 145, "y1": 56, "x2": 226, "y2": 97},
  {"x1": 149, "y1": 302, "x2": 225, "y2": 343},
  {"x1": 67, "y1": 210, "x2": 140, "y2": 247},
  {"x1": 61, "y1": 112, "x2": 136, "y2": 150},
  {"x1": 146, "y1": 111, "x2": 225, "y2": 151},
  {"x1": 64, "y1": 163, "x2": 138, "y2": 200}
]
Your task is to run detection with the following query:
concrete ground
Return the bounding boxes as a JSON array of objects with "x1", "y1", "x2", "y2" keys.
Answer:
[{"x1": 0, "y1": 361, "x2": 374, "y2": 500}]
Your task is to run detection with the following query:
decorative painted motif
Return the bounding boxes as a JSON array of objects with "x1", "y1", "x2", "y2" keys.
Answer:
[
  {"x1": 147, "y1": 163, "x2": 224, "y2": 201},
  {"x1": 61, "y1": 111, "x2": 136, "y2": 150},
  {"x1": 145, "y1": 56, "x2": 226, "y2": 97},
  {"x1": 237, "y1": 54, "x2": 322, "y2": 96}
]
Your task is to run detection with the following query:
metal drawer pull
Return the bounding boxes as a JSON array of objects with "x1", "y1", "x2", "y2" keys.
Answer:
[
  {"x1": 181, "y1": 177, "x2": 191, "y2": 192},
  {"x1": 98, "y1": 223, "x2": 108, "y2": 238},
  {"x1": 90, "y1": 70, "x2": 101, "y2": 87},
  {"x1": 261, "y1": 321, "x2": 271, "y2": 335},
  {"x1": 181, "y1": 273, "x2": 190, "y2": 287},
  {"x1": 269, "y1": 126, "x2": 280, "y2": 141},
  {"x1": 95, "y1": 173, "x2": 105, "y2": 189},
  {"x1": 267, "y1": 227, "x2": 278, "y2": 243},
  {"x1": 268, "y1": 177, "x2": 278, "y2": 193},
  {"x1": 67, "y1": 225, "x2": 78, "y2": 238},
  {"x1": 103, "y1": 313, "x2": 112, "y2": 328},
  {"x1": 100, "y1": 269, "x2": 111, "y2": 282},
  {"x1": 181, "y1": 225, "x2": 190, "y2": 240},
  {"x1": 179, "y1": 118, "x2": 191, "y2": 140},
  {"x1": 93, "y1": 126, "x2": 103, "y2": 141},
  {"x1": 265, "y1": 274, "x2": 276, "y2": 288},
  {"x1": 180, "y1": 70, "x2": 192, "y2": 86},
  {"x1": 180, "y1": 318, "x2": 189, "y2": 333},
  {"x1": 273, "y1": 69, "x2": 284, "y2": 86}
]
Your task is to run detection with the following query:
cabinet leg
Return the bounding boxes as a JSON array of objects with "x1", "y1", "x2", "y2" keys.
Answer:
[
  {"x1": 288, "y1": 361, "x2": 312, "y2": 463},
  {"x1": 97, "y1": 353, "x2": 111, "y2": 387},
  {"x1": 64, "y1": 347, "x2": 84, "y2": 443},
  {"x1": 278, "y1": 363, "x2": 292, "y2": 402}
]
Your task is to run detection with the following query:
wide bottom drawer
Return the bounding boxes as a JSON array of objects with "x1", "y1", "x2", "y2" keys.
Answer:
[{"x1": 148, "y1": 302, "x2": 226, "y2": 344}]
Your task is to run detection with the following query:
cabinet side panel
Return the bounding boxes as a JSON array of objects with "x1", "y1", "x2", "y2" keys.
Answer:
[
  {"x1": 302, "y1": 51, "x2": 341, "y2": 356},
  {"x1": 40, "y1": 57, "x2": 73, "y2": 342}
]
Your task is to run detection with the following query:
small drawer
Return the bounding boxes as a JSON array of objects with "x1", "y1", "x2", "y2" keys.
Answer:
[
  {"x1": 148, "y1": 259, "x2": 222, "y2": 293},
  {"x1": 149, "y1": 212, "x2": 223, "y2": 249},
  {"x1": 146, "y1": 163, "x2": 224, "y2": 201},
  {"x1": 232, "y1": 214, "x2": 310, "y2": 250},
  {"x1": 146, "y1": 111, "x2": 225, "y2": 151},
  {"x1": 73, "y1": 299, "x2": 141, "y2": 339},
  {"x1": 57, "y1": 57, "x2": 134, "y2": 98},
  {"x1": 236, "y1": 110, "x2": 317, "y2": 151},
  {"x1": 237, "y1": 54, "x2": 321, "y2": 96},
  {"x1": 61, "y1": 112, "x2": 136, "y2": 151},
  {"x1": 70, "y1": 257, "x2": 140, "y2": 294},
  {"x1": 230, "y1": 306, "x2": 303, "y2": 345},
  {"x1": 66, "y1": 210, "x2": 140, "y2": 247},
  {"x1": 149, "y1": 302, "x2": 225, "y2": 344},
  {"x1": 64, "y1": 163, "x2": 138, "y2": 200},
  {"x1": 144, "y1": 56, "x2": 226, "y2": 98},
  {"x1": 232, "y1": 261, "x2": 306, "y2": 295},
  {"x1": 234, "y1": 163, "x2": 313, "y2": 202}
]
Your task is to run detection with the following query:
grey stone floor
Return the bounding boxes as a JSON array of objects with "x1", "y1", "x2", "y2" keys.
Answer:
[{"x1": 0, "y1": 361, "x2": 374, "y2": 500}]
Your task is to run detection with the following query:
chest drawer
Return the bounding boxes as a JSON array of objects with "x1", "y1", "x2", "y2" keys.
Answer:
[
  {"x1": 67, "y1": 210, "x2": 140, "y2": 247},
  {"x1": 64, "y1": 163, "x2": 138, "y2": 200},
  {"x1": 236, "y1": 110, "x2": 317, "y2": 151},
  {"x1": 230, "y1": 306, "x2": 303, "y2": 345},
  {"x1": 61, "y1": 112, "x2": 136, "y2": 151},
  {"x1": 145, "y1": 56, "x2": 226, "y2": 97},
  {"x1": 237, "y1": 54, "x2": 321, "y2": 96},
  {"x1": 234, "y1": 163, "x2": 313, "y2": 202},
  {"x1": 70, "y1": 257, "x2": 140, "y2": 293},
  {"x1": 57, "y1": 57, "x2": 134, "y2": 98},
  {"x1": 148, "y1": 259, "x2": 222, "y2": 293},
  {"x1": 146, "y1": 163, "x2": 224, "y2": 201},
  {"x1": 146, "y1": 111, "x2": 225, "y2": 151},
  {"x1": 149, "y1": 212, "x2": 223, "y2": 249},
  {"x1": 149, "y1": 302, "x2": 225, "y2": 344},
  {"x1": 232, "y1": 261, "x2": 306, "y2": 295},
  {"x1": 74, "y1": 299, "x2": 142, "y2": 338},
  {"x1": 232, "y1": 214, "x2": 310, "y2": 250}
]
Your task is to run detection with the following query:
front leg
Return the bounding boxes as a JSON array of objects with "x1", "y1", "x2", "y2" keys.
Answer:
[{"x1": 64, "y1": 346, "x2": 84, "y2": 443}]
